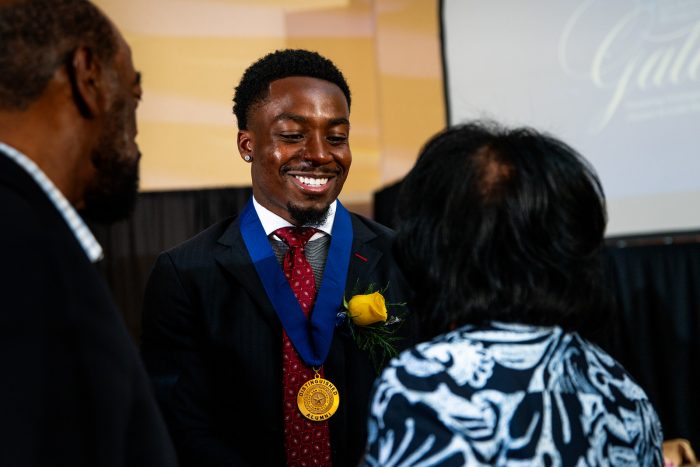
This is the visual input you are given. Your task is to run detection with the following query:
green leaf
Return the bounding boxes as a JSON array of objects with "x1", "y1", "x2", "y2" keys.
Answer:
[{"x1": 342, "y1": 280, "x2": 407, "y2": 374}]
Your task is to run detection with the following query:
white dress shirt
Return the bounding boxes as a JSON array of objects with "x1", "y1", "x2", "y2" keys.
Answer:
[{"x1": 252, "y1": 196, "x2": 336, "y2": 240}]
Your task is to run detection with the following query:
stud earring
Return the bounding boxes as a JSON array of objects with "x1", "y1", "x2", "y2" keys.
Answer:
[{"x1": 244, "y1": 154, "x2": 252, "y2": 162}]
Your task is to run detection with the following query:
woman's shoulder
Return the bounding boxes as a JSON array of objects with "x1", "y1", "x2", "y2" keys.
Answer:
[
  {"x1": 381, "y1": 322, "x2": 557, "y2": 391},
  {"x1": 384, "y1": 321, "x2": 657, "y2": 404}
]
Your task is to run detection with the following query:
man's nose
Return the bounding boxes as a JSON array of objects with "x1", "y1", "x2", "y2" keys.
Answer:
[{"x1": 304, "y1": 134, "x2": 332, "y2": 164}]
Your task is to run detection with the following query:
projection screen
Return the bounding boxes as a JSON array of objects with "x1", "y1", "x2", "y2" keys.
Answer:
[{"x1": 441, "y1": 0, "x2": 700, "y2": 237}]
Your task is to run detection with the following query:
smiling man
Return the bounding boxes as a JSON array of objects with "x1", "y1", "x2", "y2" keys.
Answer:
[{"x1": 141, "y1": 50, "x2": 411, "y2": 466}]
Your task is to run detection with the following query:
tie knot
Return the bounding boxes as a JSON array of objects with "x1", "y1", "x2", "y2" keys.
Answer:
[{"x1": 274, "y1": 226, "x2": 317, "y2": 248}]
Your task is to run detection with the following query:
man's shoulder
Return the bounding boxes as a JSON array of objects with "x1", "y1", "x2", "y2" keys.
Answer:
[
  {"x1": 164, "y1": 216, "x2": 238, "y2": 260},
  {"x1": 349, "y1": 211, "x2": 395, "y2": 241},
  {"x1": 0, "y1": 180, "x2": 75, "y2": 249},
  {"x1": 0, "y1": 161, "x2": 51, "y2": 223},
  {"x1": 0, "y1": 182, "x2": 36, "y2": 222}
]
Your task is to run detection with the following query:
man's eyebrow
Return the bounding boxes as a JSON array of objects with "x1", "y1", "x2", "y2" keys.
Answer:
[
  {"x1": 273, "y1": 113, "x2": 350, "y2": 127},
  {"x1": 134, "y1": 72, "x2": 142, "y2": 86},
  {"x1": 329, "y1": 117, "x2": 350, "y2": 126},
  {"x1": 274, "y1": 113, "x2": 306, "y2": 124}
]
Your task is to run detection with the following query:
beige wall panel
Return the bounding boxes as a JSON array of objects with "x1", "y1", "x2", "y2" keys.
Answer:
[
  {"x1": 375, "y1": 75, "x2": 445, "y2": 180},
  {"x1": 131, "y1": 36, "x2": 285, "y2": 101},
  {"x1": 138, "y1": 122, "x2": 246, "y2": 189},
  {"x1": 375, "y1": 0, "x2": 445, "y2": 186},
  {"x1": 94, "y1": 0, "x2": 288, "y2": 37}
]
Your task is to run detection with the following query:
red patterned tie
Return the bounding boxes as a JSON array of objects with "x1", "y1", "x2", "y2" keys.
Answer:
[{"x1": 274, "y1": 227, "x2": 332, "y2": 467}]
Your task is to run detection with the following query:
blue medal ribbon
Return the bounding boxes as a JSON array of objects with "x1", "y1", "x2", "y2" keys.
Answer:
[{"x1": 239, "y1": 199, "x2": 353, "y2": 367}]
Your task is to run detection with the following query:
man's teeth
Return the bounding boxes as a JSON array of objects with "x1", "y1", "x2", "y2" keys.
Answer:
[{"x1": 295, "y1": 176, "x2": 329, "y2": 187}]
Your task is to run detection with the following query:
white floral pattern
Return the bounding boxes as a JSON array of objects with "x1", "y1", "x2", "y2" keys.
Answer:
[{"x1": 364, "y1": 322, "x2": 663, "y2": 466}]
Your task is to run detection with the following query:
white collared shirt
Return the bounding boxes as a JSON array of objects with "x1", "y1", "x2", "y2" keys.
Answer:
[
  {"x1": 0, "y1": 141, "x2": 104, "y2": 263},
  {"x1": 252, "y1": 196, "x2": 336, "y2": 241}
]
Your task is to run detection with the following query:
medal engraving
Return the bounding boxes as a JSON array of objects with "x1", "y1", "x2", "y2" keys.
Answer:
[{"x1": 297, "y1": 372, "x2": 339, "y2": 421}]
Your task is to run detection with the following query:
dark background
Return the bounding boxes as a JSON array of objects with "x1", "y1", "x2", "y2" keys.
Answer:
[{"x1": 91, "y1": 184, "x2": 700, "y2": 451}]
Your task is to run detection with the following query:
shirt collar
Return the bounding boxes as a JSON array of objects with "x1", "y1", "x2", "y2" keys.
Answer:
[
  {"x1": 0, "y1": 141, "x2": 104, "y2": 263},
  {"x1": 252, "y1": 196, "x2": 336, "y2": 239}
]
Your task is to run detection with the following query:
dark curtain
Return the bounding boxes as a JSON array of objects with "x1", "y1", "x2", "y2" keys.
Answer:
[
  {"x1": 372, "y1": 179, "x2": 403, "y2": 229},
  {"x1": 89, "y1": 186, "x2": 251, "y2": 340},
  {"x1": 374, "y1": 181, "x2": 700, "y2": 449},
  {"x1": 603, "y1": 244, "x2": 700, "y2": 449}
]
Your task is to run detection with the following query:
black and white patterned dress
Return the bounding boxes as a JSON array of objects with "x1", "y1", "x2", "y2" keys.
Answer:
[{"x1": 364, "y1": 322, "x2": 663, "y2": 466}]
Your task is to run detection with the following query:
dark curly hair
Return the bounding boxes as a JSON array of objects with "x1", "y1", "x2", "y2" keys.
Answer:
[
  {"x1": 0, "y1": 0, "x2": 118, "y2": 110},
  {"x1": 232, "y1": 49, "x2": 351, "y2": 130},
  {"x1": 395, "y1": 121, "x2": 609, "y2": 341}
]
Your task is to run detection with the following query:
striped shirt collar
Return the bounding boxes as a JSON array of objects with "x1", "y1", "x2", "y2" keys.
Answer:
[
  {"x1": 0, "y1": 141, "x2": 104, "y2": 263},
  {"x1": 252, "y1": 196, "x2": 336, "y2": 241}
]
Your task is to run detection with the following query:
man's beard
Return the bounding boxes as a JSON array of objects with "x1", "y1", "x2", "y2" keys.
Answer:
[
  {"x1": 80, "y1": 97, "x2": 140, "y2": 224},
  {"x1": 287, "y1": 202, "x2": 330, "y2": 227}
]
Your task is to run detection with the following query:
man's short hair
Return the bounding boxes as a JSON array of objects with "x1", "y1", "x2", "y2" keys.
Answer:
[
  {"x1": 0, "y1": 0, "x2": 118, "y2": 110},
  {"x1": 394, "y1": 121, "x2": 609, "y2": 340},
  {"x1": 232, "y1": 49, "x2": 351, "y2": 130}
]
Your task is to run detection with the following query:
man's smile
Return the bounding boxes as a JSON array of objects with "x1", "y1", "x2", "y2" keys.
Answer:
[
  {"x1": 288, "y1": 172, "x2": 335, "y2": 193},
  {"x1": 294, "y1": 175, "x2": 329, "y2": 187}
]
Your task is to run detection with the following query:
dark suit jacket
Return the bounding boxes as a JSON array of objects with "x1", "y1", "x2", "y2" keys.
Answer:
[
  {"x1": 0, "y1": 154, "x2": 177, "y2": 466},
  {"x1": 141, "y1": 209, "x2": 412, "y2": 466}
]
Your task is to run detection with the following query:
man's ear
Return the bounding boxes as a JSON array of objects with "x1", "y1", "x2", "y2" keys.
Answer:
[
  {"x1": 66, "y1": 45, "x2": 110, "y2": 118},
  {"x1": 237, "y1": 130, "x2": 254, "y2": 160}
]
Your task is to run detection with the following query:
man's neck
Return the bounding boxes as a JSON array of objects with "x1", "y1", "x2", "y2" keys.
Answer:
[{"x1": 252, "y1": 197, "x2": 337, "y2": 237}]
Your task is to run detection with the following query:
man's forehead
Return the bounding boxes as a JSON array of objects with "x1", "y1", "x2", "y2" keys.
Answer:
[
  {"x1": 268, "y1": 76, "x2": 343, "y2": 94},
  {"x1": 262, "y1": 76, "x2": 349, "y2": 110}
]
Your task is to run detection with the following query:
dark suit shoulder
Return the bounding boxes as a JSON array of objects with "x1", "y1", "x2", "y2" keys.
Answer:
[
  {"x1": 0, "y1": 177, "x2": 64, "y2": 236},
  {"x1": 350, "y1": 212, "x2": 395, "y2": 235},
  {"x1": 0, "y1": 183, "x2": 89, "y2": 279},
  {"x1": 164, "y1": 216, "x2": 237, "y2": 262},
  {"x1": 349, "y1": 212, "x2": 396, "y2": 246},
  {"x1": 0, "y1": 185, "x2": 41, "y2": 237}
]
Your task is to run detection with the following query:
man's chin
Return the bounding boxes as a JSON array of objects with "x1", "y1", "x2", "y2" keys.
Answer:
[
  {"x1": 287, "y1": 202, "x2": 331, "y2": 227},
  {"x1": 80, "y1": 163, "x2": 139, "y2": 225},
  {"x1": 80, "y1": 191, "x2": 138, "y2": 225}
]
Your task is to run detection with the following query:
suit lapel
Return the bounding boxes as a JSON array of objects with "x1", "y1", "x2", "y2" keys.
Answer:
[
  {"x1": 344, "y1": 215, "x2": 383, "y2": 296},
  {"x1": 214, "y1": 217, "x2": 279, "y2": 328}
]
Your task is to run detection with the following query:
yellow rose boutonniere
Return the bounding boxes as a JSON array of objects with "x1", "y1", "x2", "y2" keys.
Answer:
[
  {"x1": 348, "y1": 292, "x2": 387, "y2": 326},
  {"x1": 339, "y1": 283, "x2": 406, "y2": 373}
]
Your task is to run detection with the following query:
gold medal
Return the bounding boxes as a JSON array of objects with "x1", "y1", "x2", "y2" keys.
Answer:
[{"x1": 297, "y1": 368, "x2": 339, "y2": 421}]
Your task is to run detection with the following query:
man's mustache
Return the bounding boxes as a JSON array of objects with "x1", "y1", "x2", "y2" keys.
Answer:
[{"x1": 281, "y1": 164, "x2": 341, "y2": 175}]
